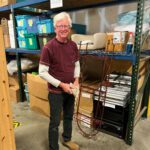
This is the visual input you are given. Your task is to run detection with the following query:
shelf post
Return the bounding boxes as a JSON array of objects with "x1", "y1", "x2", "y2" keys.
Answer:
[
  {"x1": 125, "y1": 0, "x2": 145, "y2": 145},
  {"x1": 10, "y1": 6, "x2": 24, "y2": 102}
]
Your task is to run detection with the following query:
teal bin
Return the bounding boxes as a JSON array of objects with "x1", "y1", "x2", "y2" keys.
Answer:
[
  {"x1": 37, "y1": 19, "x2": 54, "y2": 33},
  {"x1": 27, "y1": 16, "x2": 39, "y2": 33},
  {"x1": 24, "y1": 33, "x2": 39, "y2": 50},
  {"x1": 16, "y1": 0, "x2": 26, "y2": 2},
  {"x1": 72, "y1": 23, "x2": 86, "y2": 34},
  {"x1": 17, "y1": 27, "x2": 28, "y2": 38},
  {"x1": 17, "y1": 37, "x2": 27, "y2": 48},
  {"x1": 16, "y1": 15, "x2": 31, "y2": 27}
]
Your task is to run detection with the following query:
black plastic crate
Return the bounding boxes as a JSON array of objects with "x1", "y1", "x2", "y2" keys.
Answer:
[
  {"x1": 38, "y1": 33, "x2": 55, "y2": 49},
  {"x1": 100, "y1": 121, "x2": 126, "y2": 138},
  {"x1": 93, "y1": 100, "x2": 129, "y2": 124},
  {"x1": 93, "y1": 100, "x2": 129, "y2": 138}
]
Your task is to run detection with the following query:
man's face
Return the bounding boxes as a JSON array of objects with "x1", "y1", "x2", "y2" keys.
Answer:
[{"x1": 55, "y1": 18, "x2": 71, "y2": 40}]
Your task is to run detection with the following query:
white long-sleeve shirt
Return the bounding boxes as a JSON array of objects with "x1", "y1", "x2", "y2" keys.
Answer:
[{"x1": 39, "y1": 60, "x2": 80, "y2": 87}]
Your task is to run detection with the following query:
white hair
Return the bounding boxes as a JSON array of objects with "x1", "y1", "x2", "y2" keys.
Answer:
[{"x1": 53, "y1": 12, "x2": 72, "y2": 27}]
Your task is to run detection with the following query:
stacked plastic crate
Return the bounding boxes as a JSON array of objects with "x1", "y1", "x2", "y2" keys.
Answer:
[
  {"x1": 37, "y1": 18, "x2": 55, "y2": 49},
  {"x1": 16, "y1": 15, "x2": 31, "y2": 49},
  {"x1": 16, "y1": 15, "x2": 54, "y2": 50}
]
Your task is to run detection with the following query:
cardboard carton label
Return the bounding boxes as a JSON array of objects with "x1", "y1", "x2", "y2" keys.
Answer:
[{"x1": 81, "y1": 92, "x2": 91, "y2": 98}]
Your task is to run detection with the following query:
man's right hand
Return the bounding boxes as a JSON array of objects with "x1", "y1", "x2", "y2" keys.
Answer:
[{"x1": 59, "y1": 82, "x2": 73, "y2": 94}]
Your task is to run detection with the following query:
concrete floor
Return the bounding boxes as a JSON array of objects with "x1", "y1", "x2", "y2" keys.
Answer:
[{"x1": 12, "y1": 102, "x2": 150, "y2": 150}]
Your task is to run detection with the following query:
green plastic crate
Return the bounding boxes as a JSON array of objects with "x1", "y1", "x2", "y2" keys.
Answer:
[
  {"x1": 24, "y1": 33, "x2": 39, "y2": 50},
  {"x1": 16, "y1": 0, "x2": 26, "y2": 2}
]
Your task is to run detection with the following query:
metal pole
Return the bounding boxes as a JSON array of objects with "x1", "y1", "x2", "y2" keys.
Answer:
[
  {"x1": 125, "y1": 0, "x2": 145, "y2": 145},
  {"x1": 11, "y1": 5, "x2": 24, "y2": 102}
]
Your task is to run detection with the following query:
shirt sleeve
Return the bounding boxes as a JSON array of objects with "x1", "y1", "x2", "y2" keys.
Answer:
[
  {"x1": 39, "y1": 64, "x2": 61, "y2": 87},
  {"x1": 74, "y1": 60, "x2": 80, "y2": 78},
  {"x1": 72, "y1": 41, "x2": 80, "y2": 62},
  {"x1": 73, "y1": 42, "x2": 80, "y2": 62},
  {"x1": 39, "y1": 46, "x2": 51, "y2": 66}
]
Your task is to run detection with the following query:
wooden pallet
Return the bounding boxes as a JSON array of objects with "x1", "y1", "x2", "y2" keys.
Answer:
[{"x1": 0, "y1": 26, "x2": 16, "y2": 150}]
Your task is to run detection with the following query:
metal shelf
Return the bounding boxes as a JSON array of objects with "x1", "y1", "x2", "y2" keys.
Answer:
[
  {"x1": 80, "y1": 50, "x2": 136, "y2": 64},
  {"x1": 6, "y1": 48, "x2": 41, "y2": 54},
  {"x1": 0, "y1": 0, "x2": 146, "y2": 146},
  {"x1": 0, "y1": 0, "x2": 136, "y2": 12},
  {"x1": 0, "y1": 5, "x2": 10, "y2": 11},
  {"x1": 6, "y1": 48, "x2": 136, "y2": 63},
  {"x1": 0, "y1": 0, "x2": 48, "y2": 12},
  {"x1": 13, "y1": 0, "x2": 48, "y2": 9}
]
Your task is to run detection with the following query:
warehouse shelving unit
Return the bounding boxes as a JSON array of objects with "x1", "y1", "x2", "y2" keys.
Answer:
[
  {"x1": 80, "y1": 51, "x2": 136, "y2": 64},
  {"x1": 6, "y1": 48, "x2": 41, "y2": 54},
  {"x1": 0, "y1": 0, "x2": 149, "y2": 145}
]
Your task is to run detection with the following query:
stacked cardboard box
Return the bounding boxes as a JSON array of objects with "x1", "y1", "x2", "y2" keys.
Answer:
[
  {"x1": 137, "y1": 60, "x2": 148, "y2": 91},
  {"x1": 77, "y1": 108, "x2": 93, "y2": 128},
  {"x1": 0, "y1": 0, "x2": 15, "y2": 7},
  {"x1": 1, "y1": 18, "x2": 10, "y2": 48},
  {"x1": 8, "y1": 73, "x2": 26, "y2": 103},
  {"x1": 8, "y1": 73, "x2": 26, "y2": 86},
  {"x1": 76, "y1": 82, "x2": 99, "y2": 128},
  {"x1": 148, "y1": 96, "x2": 150, "y2": 117},
  {"x1": 27, "y1": 73, "x2": 50, "y2": 117},
  {"x1": 105, "y1": 31, "x2": 129, "y2": 52},
  {"x1": 9, "y1": 85, "x2": 20, "y2": 103}
]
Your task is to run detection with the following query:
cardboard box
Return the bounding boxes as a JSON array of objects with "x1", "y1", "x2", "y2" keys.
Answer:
[
  {"x1": 105, "y1": 32, "x2": 114, "y2": 52},
  {"x1": 1, "y1": 18, "x2": 9, "y2": 35},
  {"x1": 79, "y1": 91, "x2": 93, "y2": 112},
  {"x1": 148, "y1": 96, "x2": 150, "y2": 117},
  {"x1": 8, "y1": 73, "x2": 26, "y2": 86},
  {"x1": 4, "y1": 34, "x2": 10, "y2": 48},
  {"x1": 30, "y1": 94, "x2": 50, "y2": 117},
  {"x1": 27, "y1": 73, "x2": 48, "y2": 100},
  {"x1": 9, "y1": 85, "x2": 20, "y2": 103},
  {"x1": 0, "y1": 0, "x2": 16, "y2": 7},
  {"x1": 141, "y1": 35, "x2": 150, "y2": 51},
  {"x1": 105, "y1": 32, "x2": 129, "y2": 52},
  {"x1": 77, "y1": 82, "x2": 101, "y2": 128},
  {"x1": 79, "y1": 82, "x2": 99, "y2": 112},
  {"x1": 77, "y1": 108, "x2": 93, "y2": 128}
]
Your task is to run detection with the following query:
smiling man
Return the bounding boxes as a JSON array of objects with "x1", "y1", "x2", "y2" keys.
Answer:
[{"x1": 39, "y1": 12, "x2": 80, "y2": 150}]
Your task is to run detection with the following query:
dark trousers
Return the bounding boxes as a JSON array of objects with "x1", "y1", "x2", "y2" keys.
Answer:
[{"x1": 48, "y1": 92, "x2": 75, "y2": 150}]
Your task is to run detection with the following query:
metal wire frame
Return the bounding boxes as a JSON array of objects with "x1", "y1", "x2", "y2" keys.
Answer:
[{"x1": 75, "y1": 42, "x2": 113, "y2": 138}]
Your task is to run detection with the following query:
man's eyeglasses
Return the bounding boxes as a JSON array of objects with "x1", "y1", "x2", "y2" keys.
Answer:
[{"x1": 56, "y1": 25, "x2": 70, "y2": 29}]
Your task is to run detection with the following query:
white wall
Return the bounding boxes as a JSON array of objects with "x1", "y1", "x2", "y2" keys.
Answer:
[{"x1": 69, "y1": 1, "x2": 147, "y2": 34}]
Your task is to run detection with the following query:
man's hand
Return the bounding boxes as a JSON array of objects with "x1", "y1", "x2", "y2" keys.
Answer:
[
  {"x1": 59, "y1": 82, "x2": 73, "y2": 94},
  {"x1": 70, "y1": 83, "x2": 79, "y2": 99}
]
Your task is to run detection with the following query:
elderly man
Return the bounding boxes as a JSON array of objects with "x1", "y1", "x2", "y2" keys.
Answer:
[{"x1": 39, "y1": 12, "x2": 80, "y2": 150}]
